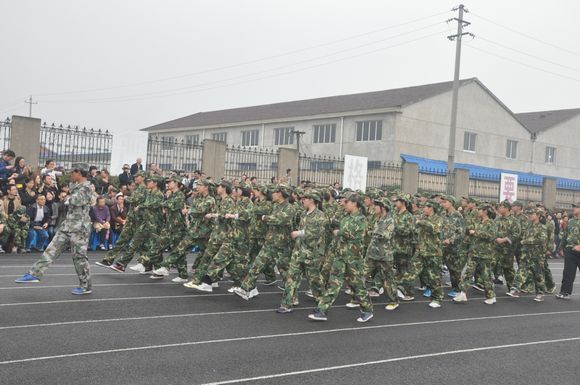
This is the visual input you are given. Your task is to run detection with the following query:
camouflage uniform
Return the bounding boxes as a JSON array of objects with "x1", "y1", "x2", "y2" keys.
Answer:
[
  {"x1": 459, "y1": 216, "x2": 497, "y2": 299},
  {"x1": 29, "y1": 180, "x2": 93, "y2": 289},
  {"x1": 442, "y1": 208, "x2": 466, "y2": 293},
  {"x1": 156, "y1": 188, "x2": 188, "y2": 277},
  {"x1": 320, "y1": 204, "x2": 345, "y2": 287},
  {"x1": 513, "y1": 218, "x2": 547, "y2": 294},
  {"x1": 0, "y1": 207, "x2": 30, "y2": 250},
  {"x1": 131, "y1": 184, "x2": 166, "y2": 269},
  {"x1": 281, "y1": 205, "x2": 328, "y2": 307},
  {"x1": 104, "y1": 181, "x2": 148, "y2": 263},
  {"x1": 392, "y1": 208, "x2": 416, "y2": 296},
  {"x1": 227, "y1": 195, "x2": 254, "y2": 285},
  {"x1": 494, "y1": 212, "x2": 520, "y2": 290},
  {"x1": 240, "y1": 199, "x2": 295, "y2": 291},
  {"x1": 542, "y1": 216, "x2": 556, "y2": 291},
  {"x1": 317, "y1": 210, "x2": 373, "y2": 314},
  {"x1": 248, "y1": 197, "x2": 276, "y2": 283},
  {"x1": 365, "y1": 211, "x2": 398, "y2": 304},
  {"x1": 559, "y1": 212, "x2": 580, "y2": 295}
]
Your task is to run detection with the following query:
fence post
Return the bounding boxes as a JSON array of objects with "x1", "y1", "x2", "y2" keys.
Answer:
[
  {"x1": 401, "y1": 162, "x2": 418, "y2": 195},
  {"x1": 542, "y1": 177, "x2": 557, "y2": 210},
  {"x1": 11, "y1": 115, "x2": 41, "y2": 169},
  {"x1": 202, "y1": 139, "x2": 226, "y2": 179},
  {"x1": 454, "y1": 168, "x2": 470, "y2": 198},
  {"x1": 278, "y1": 148, "x2": 298, "y2": 185}
]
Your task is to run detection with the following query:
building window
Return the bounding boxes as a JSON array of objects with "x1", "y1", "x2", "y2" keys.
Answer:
[
  {"x1": 212, "y1": 132, "x2": 227, "y2": 142},
  {"x1": 274, "y1": 127, "x2": 294, "y2": 146},
  {"x1": 238, "y1": 162, "x2": 257, "y2": 171},
  {"x1": 463, "y1": 132, "x2": 476, "y2": 152},
  {"x1": 183, "y1": 163, "x2": 198, "y2": 172},
  {"x1": 241, "y1": 130, "x2": 259, "y2": 147},
  {"x1": 313, "y1": 124, "x2": 336, "y2": 144},
  {"x1": 161, "y1": 136, "x2": 175, "y2": 150},
  {"x1": 159, "y1": 163, "x2": 173, "y2": 170},
  {"x1": 545, "y1": 146, "x2": 556, "y2": 163},
  {"x1": 185, "y1": 135, "x2": 199, "y2": 146},
  {"x1": 506, "y1": 140, "x2": 518, "y2": 159},
  {"x1": 368, "y1": 161, "x2": 382, "y2": 169},
  {"x1": 310, "y1": 161, "x2": 336, "y2": 170},
  {"x1": 356, "y1": 120, "x2": 382, "y2": 141}
]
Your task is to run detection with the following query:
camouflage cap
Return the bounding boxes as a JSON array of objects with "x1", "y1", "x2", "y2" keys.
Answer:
[
  {"x1": 293, "y1": 187, "x2": 305, "y2": 198},
  {"x1": 525, "y1": 207, "x2": 541, "y2": 215},
  {"x1": 146, "y1": 174, "x2": 164, "y2": 183},
  {"x1": 15, "y1": 206, "x2": 27, "y2": 215},
  {"x1": 424, "y1": 200, "x2": 441, "y2": 212},
  {"x1": 167, "y1": 175, "x2": 182, "y2": 184},
  {"x1": 394, "y1": 193, "x2": 411, "y2": 204},
  {"x1": 272, "y1": 184, "x2": 291, "y2": 196},
  {"x1": 512, "y1": 200, "x2": 524, "y2": 207},
  {"x1": 440, "y1": 194, "x2": 459, "y2": 209},
  {"x1": 303, "y1": 191, "x2": 321, "y2": 202},
  {"x1": 366, "y1": 189, "x2": 382, "y2": 200},
  {"x1": 253, "y1": 184, "x2": 269, "y2": 195},
  {"x1": 499, "y1": 200, "x2": 512, "y2": 209},
  {"x1": 197, "y1": 179, "x2": 213, "y2": 187},
  {"x1": 134, "y1": 170, "x2": 148, "y2": 178},
  {"x1": 374, "y1": 197, "x2": 392, "y2": 211}
]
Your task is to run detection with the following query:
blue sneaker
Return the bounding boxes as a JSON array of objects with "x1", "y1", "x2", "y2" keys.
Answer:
[
  {"x1": 14, "y1": 273, "x2": 40, "y2": 283},
  {"x1": 423, "y1": 288, "x2": 432, "y2": 298},
  {"x1": 71, "y1": 287, "x2": 92, "y2": 295},
  {"x1": 447, "y1": 290, "x2": 459, "y2": 298},
  {"x1": 357, "y1": 311, "x2": 374, "y2": 323}
]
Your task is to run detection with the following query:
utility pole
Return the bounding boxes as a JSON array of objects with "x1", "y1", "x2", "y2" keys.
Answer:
[
  {"x1": 24, "y1": 96, "x2": 37, "y2": 117},
  {"x1": 292, "y1": 129, "x2": 305, "y2": 185},
  {"x1": 446, "y1": 4, "x2": 473, "y2": 193}
]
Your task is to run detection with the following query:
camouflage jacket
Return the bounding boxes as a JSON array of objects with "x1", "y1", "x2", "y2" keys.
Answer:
[
  {"x1": 125, "y1": 184, "x2": 147, "y2": 220},
  {"x1": 264, "y1": 200, "x2": 295, "y2": 244},
  {"x1": 561, "y1": 216, "x2": 580, "y2": 251},
  {"x1": 544, "y1": 218, "x2": 555, "y2": 254},
  {"x1": 213, "y1": 195, "x2": 236, "y2": 240},
  {"x1": 392, "y1": 209, "x2": 415, "y2": 256},
  {"x1": 188, "y1": 194, "x2": 216, "y2": 239},
  {"x1": 232, "y1": 196, "x2": 253, "y2": 241},
  {"x1": 163, "y1": 190, "x2": 186, "y2": 231},
  {"x1": 249, "y1": 198, "x2": 272, "y2": 239},
  {"x1": 416, "y1": 214, "x2": 443, "y2": 257},
  {"x1": 470, "y1": 218, "x2": 496, "y2": 260},
  {"x1": 442, "y1": 210, "x2": 465, "y2": 252},
  {"x1": 364, "y1": 210, "x2": 378, "y2": 248},
  {"x1": 140, "y1": 190, "x2": 165, "y2": 229},
  {"x1": 513, "y1": 212, "x2": 529, "y2": 243},
  {"x1": 494, "y1": 214, "x2": 521, "y2": 252},
  {"x1": 336, "y1": 211, "x2": 367, "y2": 258},
  {"x1": 294, "y1": 207, "x2": 327, "y2": 259},
  {"x1": 366, "y1": 214, "x2": 394, "y2": 262},
  {"x1": 60, "y1": 181, "x2": 93, "y2": 234},
  {"x1": 521, "y1": 221, "x2": 548, "y2": 258},
  {"x1": 6, "y1": 210, "x2": 29, "y2": 231}
]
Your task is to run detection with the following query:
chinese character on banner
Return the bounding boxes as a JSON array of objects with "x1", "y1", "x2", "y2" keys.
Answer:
[
  {"x1": 499, "y1": 173, "x2": 518, "y2": 203},
  {"x1": 343, "y1": 155, "x2": 368, "y2": 192}
]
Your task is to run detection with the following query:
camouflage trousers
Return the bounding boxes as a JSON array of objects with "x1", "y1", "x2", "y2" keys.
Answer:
[
  {"x1": 249, "y1": 237, "x2": 276, "y2": 282},
  {"x1": 402, "y1": 255, "x2": 444, "y2": 302},
  {"x1": 444, "y1": 247, "x2": 464, "y2": 292},
  {"x1": 29, "y1": 229, "x2": 91, "y2": 289},
  {"x1": 194, "y1": 237, "x2": 248, "y2": 286},
  {"x1": 114, "y1": 224, "x2": 150, "y2": 266},
  {"x1": 281, "y1": 250, "x2": 324, "y2": 308},
  {"x1": 514, "y1": 254, "x2": 546, "y2": 294},
  {"x1": 492, "y1": 248, "x2": 516, "y2": 289},
  {"x1": 104, "y1": 219, "x2": 137, "y2": 263},
  {"x1": 320, "y1": 239, "x2": 339, "y2": 289},
  {"x1": 317, "y1": 254, "x2": 373, "y2": 313},
  {"x1": 459, "y1": 257, "x2": 495, "y2": 299},
  {"x1": 0, "y1": 226, "x2": 27, "y2": 249},
  {"x1": 394, "y1": 252, "x2": 415, "y2": 296},
  {"x1": 157, "y1": 228, "x2": 188, "y2": 278},
  {"x1": 191, "y1": 237, "x2": 210, "y2": 270},
  {"x1": 366, "y1": 259, "x2": 398, "y2": 304},
  {"x1": 241, "y1": 241, "x2": 292, "y2": 291}
]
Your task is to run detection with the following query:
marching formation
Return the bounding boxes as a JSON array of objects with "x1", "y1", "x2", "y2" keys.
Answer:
[{"x1": 15, "y1": 170, "x2": 580, "y2": 323}]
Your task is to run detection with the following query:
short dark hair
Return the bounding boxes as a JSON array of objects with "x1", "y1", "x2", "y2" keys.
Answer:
[
  {"x1": 44, "y1": 159, "x2": 54, "y2": 166},
  {"x1": 3, "y1": 150, "x2": 15, "y2": 158},
  {"x1": 72, "y1": 168, "x2": 89, "y2": 177},
  {"x1": 89, "y1": 166, "x2": 98, "y2": 172}
]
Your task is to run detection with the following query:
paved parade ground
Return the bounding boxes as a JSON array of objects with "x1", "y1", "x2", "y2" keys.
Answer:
[{"x1": 1, "y1": 253, "x2": 579, "y2": 385}]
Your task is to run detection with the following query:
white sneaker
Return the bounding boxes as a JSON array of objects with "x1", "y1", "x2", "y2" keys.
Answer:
[
  {"x1": 344, "y1": 288, "x2": 353, "y2": 295},
  {"x1": 397, "y1": 289, "x2": 405, "y2": 300},
  {"x1": 233, "y1": 287, "x2": 250, "y2": 300},
  {"x1": 484, "y1": 297, "x2": 497, "y2": 305},
  {"x1": 305, "y1": 290, "x2": 314, "y2": 298},
  {"x1": 129, "y1": 263, "x2": 146, "y2": 273},
  {"x1": 227, "y1": 286, "x2": 239, "y2": 293},
  {"x1": 191, "y1": 282, "x2": 213, "y2": 293},
  {"x1": 385, "y1": 303, "x2": 399, "y2": 311},
  {"x1": 378, "y1": 287, "x2": 384, "y2": 295},
  {"x1": 292, "y1": 298, "x2": 299, "y2": 306},
  {"x1": 152, "y1": 267, "x2": 169, "y2": 276},
  {"x1": 212, "y1": 282, "x2": 219, "y2": 288},
  {"x1": 428, "y1": 301, "x2": 442, "y2": 309},
  {"x1": 248, "y1": 287, "x2": 260, "y2": 299},
  {"x1": 171, "y1": 277, "x2": 188, "y2": 283},
  {"x1": 453, "y1": 291, "x2": 468, "y2": 303},
  {"x1": 345, "y1": 302, "x2": 360, "y2": 309},
  {"x1": 368, "y1": 289, "x2": 380, "y2": 298}
]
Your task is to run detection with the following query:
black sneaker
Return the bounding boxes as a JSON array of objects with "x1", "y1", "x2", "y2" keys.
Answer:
[
  {"x1": 308, "y1": 309, "x2": 327, "y2": 321},
  {"x1": 556, "y1": 293, "x2": 571, "y2": 300}
]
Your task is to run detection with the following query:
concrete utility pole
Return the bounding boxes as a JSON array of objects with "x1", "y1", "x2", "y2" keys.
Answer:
[
  {"x1": 24, "y1": 96, "x2": 37, "y2": 117},
  {"x1": 292, "y1": 129, "x2": 305, "y2": 185},
  {"x1": 446, "y1": 4, "x2": 472, "y2": 192}
]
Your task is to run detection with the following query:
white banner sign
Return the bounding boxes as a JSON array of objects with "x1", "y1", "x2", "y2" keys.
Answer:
[
  {"x1": 343, "y1": 155, "x2": 368, "y2": 192},
  {"x1": 499, "y1": 173, "x2": 518, "y2": 202}
]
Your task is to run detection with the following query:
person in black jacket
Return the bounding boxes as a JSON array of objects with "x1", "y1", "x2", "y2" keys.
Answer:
[
  {"x1": 130, "y1": 158, "x2": 143, "y2": 176},
  {"x1": 26, "y1": 194, "x2": 51, "y2": 251},
  {"x1": 118, "y1": 164, "x2": 133, "y2": 186}
]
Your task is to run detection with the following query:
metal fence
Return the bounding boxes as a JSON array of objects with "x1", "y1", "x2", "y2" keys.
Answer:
[
  {"x1": 0, "y1": 117, "x2": 11, "y2": 151},
  {"x1": 299, "y1": 154, "x2": 344, "y2": 186},
  {"x1": 469, "y1": 179, "x2": 500, "y2": 201},
  {"x1": 367, "y1": 162, "x2": 403, "y2": 189},
  {"x1": 556, "y1": 189, "x2": 580, "y2": 210},
  {"x1": 146, "y1": 135, "x2": 203, "y2": 175},
  {"x1": 418, "y1": 172, "x2": 450, "y2": 194},
  {"x1": 517, "y1": 184, "x2": 543, "y2": 203},
  {"x1": 224, "y1": 145, "x2": 278, "y2": 183},
  {"x1": 40, "y1": 123, "x2": 113, "y2": 170}
]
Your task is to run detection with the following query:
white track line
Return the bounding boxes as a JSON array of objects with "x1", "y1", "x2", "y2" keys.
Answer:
[
  {"x1": 200, "y1": 336, "x2": 580, "y2": 385},
  {"x1": 0, "y1": 282, "x2": 179, "y2": 290},
  {"x1": 0, "y1": 310, "x2": 577, "y2": 366}
]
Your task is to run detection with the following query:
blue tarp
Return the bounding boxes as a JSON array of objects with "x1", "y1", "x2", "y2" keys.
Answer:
[{"x1": 400, "y1": 154, "x2": 580, "y2": 191}]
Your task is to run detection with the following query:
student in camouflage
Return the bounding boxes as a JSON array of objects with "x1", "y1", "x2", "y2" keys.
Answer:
[
  {"x1": 227, "y1": 185, "x2": 254, "y2": 286},
  {"x1": 365, "y1": 197, "x2": 399, "y2": 310},
  {"x1": 0, "y1": 206, "x2": 30, "y2": 252},
  {"x1": 97, "y1": 171, "x2": 147, "y2": 267},
  {"x1": 557, "y1": 203, "x2": 580, "y2": 299},
  {"x1": 277, "y1": 191, "x2": 327, "y2": 313},
  {"x1": 507, "y1": 208, "x2": 548, "y2": 302},
  {"x1": 392, "y1": 194, "x2": 416, "y2": 301},
  {"x1": 248, "y1": 185, "x2": 277, "y2": 284},
  {"x1": 16, "y1": 169, "x2": 94, "y2": 295},
  {"x1": 439, "y1": 195, "x2": 465, "y2": 298},
  {"x1": 320, "y1": 195, "x2": 346, "y2": 288},
  {"x1": 234, "y1": 185, "x2": 295, "y2": 300},
  {"x1": 454, "y1": 204, "x2": 498, "y2": 304},
  {"x1": 493, "y1": 200, "x2": 521, "y2": 291},
  {"x1": 308, "y1": 194, "x2": 373, "y2": 323}
]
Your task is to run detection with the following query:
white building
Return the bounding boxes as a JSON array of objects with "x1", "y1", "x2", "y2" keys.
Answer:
[{"x1": 142, "y1": 78, "x2": 580, "y2": 181}]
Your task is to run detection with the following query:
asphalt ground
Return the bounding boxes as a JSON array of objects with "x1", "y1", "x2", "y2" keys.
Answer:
[{"x1": 1, "y1": 253, "x2": 579, "y2": 385}]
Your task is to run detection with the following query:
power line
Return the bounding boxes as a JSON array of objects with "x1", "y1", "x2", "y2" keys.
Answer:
[
  {"x1": 41, "y1": 29, "x2": 447, "y2": 104},
  {"x1": 470, "y1": 12, "x2": 580, "y2": 57},
  {"x1": 34, "y1": 10, "x2": 450, "y2": 98},
  {"x1": 464, "y1": 44, "x2": 580, "y2": 83}
]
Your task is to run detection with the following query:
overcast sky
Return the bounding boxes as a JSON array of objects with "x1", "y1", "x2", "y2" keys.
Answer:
[{"x1": 1, "y1": 0, "x2": 579, "y2": 171}]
